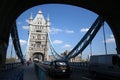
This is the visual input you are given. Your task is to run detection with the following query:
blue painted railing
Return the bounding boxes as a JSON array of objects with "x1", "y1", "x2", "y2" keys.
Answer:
[
  {"x1": 35, "y1": 63, "x2": 48, "y2": 80},
  {"x1": 69, "y1": 62, "x2": 89, "y2": 72},
  {"x1": 0, "y1": 62, "x2": 24, "y2": 80}
]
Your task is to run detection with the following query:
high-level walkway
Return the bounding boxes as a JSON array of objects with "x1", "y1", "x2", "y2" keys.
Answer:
[{"x1": 23, "y1": 63, "x2": 38, "y2": 80}]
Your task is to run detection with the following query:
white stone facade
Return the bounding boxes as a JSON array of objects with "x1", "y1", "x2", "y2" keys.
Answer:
[{"x1": 27, "y1": 11, "x2": 50, "y2": 61}]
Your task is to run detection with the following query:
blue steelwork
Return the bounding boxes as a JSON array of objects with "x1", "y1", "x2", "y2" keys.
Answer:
[
  {"x1": 35, "y1": 63, "x2": 47, "y2": 80},
  {"x1": 64, "y1": 16, "x2": 104, "y2": 60},
  {"x1": 11, "y1": 22, "x2": 24, "y2": 63}
]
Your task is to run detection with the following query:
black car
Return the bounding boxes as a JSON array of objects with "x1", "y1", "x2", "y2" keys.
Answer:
[
  {"x1": 48, "y1": 60, "x2": 72, "y2": 77},
  {"x1": 42, "y1": 61, "x2": 51, "y2": 65}
]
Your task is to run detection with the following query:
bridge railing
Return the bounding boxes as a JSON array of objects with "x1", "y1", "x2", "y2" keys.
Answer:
[
  {"x1": 2, "y1": 62, "x2": 22, "y2": 71},
  {"x1": 69, "y1": 62, "x2": 89, "y2": 72},
  {"x1": 0, "y1": 62, "x2": 24, "y2": 80},
  {"x1": 35, "y1": 63, "x2": 48, "y2": 80}
]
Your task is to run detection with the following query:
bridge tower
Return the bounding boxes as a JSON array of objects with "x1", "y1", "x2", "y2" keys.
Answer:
[{"x1": 27, "y1": 10, "x2": 50, "y2": 61}]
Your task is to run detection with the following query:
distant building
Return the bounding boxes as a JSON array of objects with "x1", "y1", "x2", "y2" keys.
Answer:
[
  {"x1": 61, "y1": 50, "x2": 82, "y2": 62},
  {"x1": 70, "y1": 56, "x2": 82, "y2": 62},
  {"x1": 27, "y1": 10, "x2": 50, "y2": 61},
  {"x1": 61, "y1": 50, "x2": 69, "y2": 57},
  {"x1": 48, "y1": 55, "x2": 55, "y2": 61}
]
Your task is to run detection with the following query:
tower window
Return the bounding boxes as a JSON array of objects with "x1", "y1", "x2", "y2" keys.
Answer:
[
  {"x1": 36, "y1": 42, "x2": 41, "y2": 48},
  {"x1": 37, "y1": 34, "x2": 41, "y2": 40},
  {"x1": 43, "y1": 37, "x2": 45, "y2": 39},
  {"x1": 33, "y1": 36, "x2": 34, "y2": 39},
  {"x1": 36, "y1": 30, "x2": 42, "y2": 32}
]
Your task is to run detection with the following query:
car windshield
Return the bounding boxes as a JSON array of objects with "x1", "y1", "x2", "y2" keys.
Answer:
[
  {"x1": 43, "y1": 61, "x2": 51, "y2": 65},
  {"x1": 56, "y1": 62, "x2": 67, "y2": 66}
]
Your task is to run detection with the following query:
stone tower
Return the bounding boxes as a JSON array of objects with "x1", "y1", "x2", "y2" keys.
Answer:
[{"x1": 27, "y1": 10, "x2": 50, "y2": 61}]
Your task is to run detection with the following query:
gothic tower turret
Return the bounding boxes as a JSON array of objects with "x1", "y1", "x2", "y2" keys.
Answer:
[
  {"x1": 27, "y1": 10, "x2": 50, "y2": 61},
  {"x1": 46, "y1": 15, "x2": 50, "y2": 32}
]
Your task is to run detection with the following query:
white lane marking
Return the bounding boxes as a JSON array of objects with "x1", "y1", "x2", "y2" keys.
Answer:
[{"x1": 81, "y1": 76, "x2": 91, "y2": 80}]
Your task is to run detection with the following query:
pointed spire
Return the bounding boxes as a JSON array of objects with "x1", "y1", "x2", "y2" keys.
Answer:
[
  {"x1": 47, "y1": 14, "x2": 50, "y2": 21},
  {"x1": 29, "y1": 13, "x2": 33, "y2": 20},
  {"x1": 46, "y1": 14, "x2": 50, "y2": 27},
  {"x1": 29, "y1": 13, "x2": 33, "y2": 24},
  {"x1": 38, "y1": 10, "x2": 42, "y2": 14}
]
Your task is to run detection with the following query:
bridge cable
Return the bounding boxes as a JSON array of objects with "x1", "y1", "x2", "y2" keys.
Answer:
[
  {"x1": 48, "y1": 32, "x2": 58, "y2": 60},
  {"x1": 102, "y1": 23, "x2": 108, "y2": 55},
  {"x1": 48, "y1": 32, "x2": 62, "y2": 59},
  {"x1": 48, "y1": 32, "x2": 63, "y2": 60}
]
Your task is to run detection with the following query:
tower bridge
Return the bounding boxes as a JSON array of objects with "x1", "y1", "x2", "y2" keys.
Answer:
[
  {"x1": 27, "y1": 10, "x2": 50, "y2": 61},
  {"x1": 0, "y1": 0, "x2": 120, "y2": 80}
]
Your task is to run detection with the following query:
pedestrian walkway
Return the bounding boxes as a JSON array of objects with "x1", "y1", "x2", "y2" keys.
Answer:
[
  {"x1": 0, "y1": 65, "x2": 24, "y2": 80},
  {"x1": 23, "y1": 63, "x2": 38, "y2": 80}
]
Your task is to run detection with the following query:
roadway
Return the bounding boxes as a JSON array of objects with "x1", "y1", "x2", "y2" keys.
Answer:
[
  {"x1": 2, "y1": 62, "x2": 118, "y2": 80},
  {"x1": 47, "y1": 71, "x2": 116, "y2": 80},
  {"x1": 47, "y1": 70, "x2": 118, "y2": 80},
  {"x1": 24, "y1": 62, "x2": 93, "y2": 80},
  {"x1": 35, "y1": 63, "x2": 119, "y2": 80},
  {"x1": 47, "y1": 71, "x2": 91, "y2": 80}
]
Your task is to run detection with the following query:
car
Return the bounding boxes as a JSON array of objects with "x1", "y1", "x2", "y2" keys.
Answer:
[
  {"x1": 43, "y1": 61, "x2": 51, "y2": 65},
  {"x1": 48, "y1": 60, "x2": 72, "y2": 78}
]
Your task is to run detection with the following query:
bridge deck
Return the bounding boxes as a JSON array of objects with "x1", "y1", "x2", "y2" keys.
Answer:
[{"x1": 23, "y1": 63, "x2": 38, "y2": 80}]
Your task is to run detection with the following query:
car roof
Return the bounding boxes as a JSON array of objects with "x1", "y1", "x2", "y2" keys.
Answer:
[{"x1": 53, "y1": 60, "x2": 68, "y2": 62}]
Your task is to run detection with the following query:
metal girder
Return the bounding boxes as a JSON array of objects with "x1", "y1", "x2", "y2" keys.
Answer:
[
  {"x1": 65, "y1": 16, "x2": 104, "y2": 60},
  {"x1": 11, "y1": 22, "x2": 24, "y2": 63}
]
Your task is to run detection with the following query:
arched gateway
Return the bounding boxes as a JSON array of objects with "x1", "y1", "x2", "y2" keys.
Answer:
[
  {"x1": 33, "y1": 52, "x2": 44, "y2": 62},
  {"x1": 27, "y1": 10, "x2": 50, "y2": 61}
]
